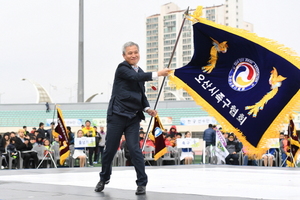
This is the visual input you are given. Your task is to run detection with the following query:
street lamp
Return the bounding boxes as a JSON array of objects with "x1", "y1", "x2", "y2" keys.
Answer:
[{"x1": 22, "y1": 78, "x2": 52, "y2": 103}]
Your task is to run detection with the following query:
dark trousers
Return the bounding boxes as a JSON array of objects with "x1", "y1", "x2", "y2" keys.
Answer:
[
  {"x1": 96, "y1": 146, "x2": 104, "y2": 163},
  {"x1": 225, "y1": 154, "x2": 239, "y2": 165},
  {"x1": 21, "y1": 152, "x2": 38, "y2": 168},
  {"x1": 88, "y1": 147, "x2": 95, "y2": 166},
  {"x1": 100, "y1": 114, "x2": 147, "y2": 186}
]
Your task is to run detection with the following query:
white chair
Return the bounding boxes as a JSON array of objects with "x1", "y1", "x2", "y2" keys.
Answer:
[{"x1": 160, "y1": 146, "x2": 178, "y2": 165}]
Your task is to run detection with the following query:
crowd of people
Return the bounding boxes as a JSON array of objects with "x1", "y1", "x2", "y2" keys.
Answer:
[
  {"x1": 0, "y1": 121, "x2": 289, "y2": 169},
  {"x1": 0, "y1": 121, "x2": 108, "y2": 169},
  {"x1": 202, "y1": 124, "x2": 289, "y2": 167}
]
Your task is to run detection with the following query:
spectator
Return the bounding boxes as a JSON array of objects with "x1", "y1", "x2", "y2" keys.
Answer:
[
  {"x1": 46, "y1": 122, "x2": 55, "y2": 143},
  {"x1": 97, "y1": 126, "x2": 106, "y2": 164},
  {"x1": 13, "y1": 129, "x2": 38, "y2": 169},
  {"x1": 82, "y1": 120, "x2": 96, "y2": 167},
  {"x1": 225, "y1": 133, "x2": 241, "y2": 165},
  {"x1": 30, "y1": 127, "x2": 37, "y2": 134},
  {"x1": 23, "y1": 126, "x2": 29, "y2": 135},
  {"x1": 262, "y1": 148, "x2": 276, "y2": 167},
  {"x1": 279, "y1": 132, "x2": 288, "y2": 167},
  {"x1": 164, "y1": 135, "x2": 173, "y2": 147},
  {"x1": 203, "y1": 124, "x2": 216, "y2": 147},
  {"x1": 180, "y1": 131, "x2": 194, "y2": 165},
  {"x1": 7, "y1": 137, "x2": 18, "y2": 168},
  {"x1": 30, "y1": 137, "x2": 37, "y2": 148},
  {"x1": 52, "y1": 136, "x2": 60, "y2": 146},
  {"x1": 0, "y1": 132, "x2": 10, "y2": 168},
  {"x1": 168, "y1": 125, "x2": 178, "y2": 138},
  {"x1": 67, "y1": 126, "x2": 74, "y2": 147},
  {"x1": 45, "y1": 102, "x2": 50, "y2": 112},
  {"x1": 37, "y1": 122, "x2": 47, "y2": 141},
  {"x1": 73, "y1": 130, "x2": 87, "y2": 167},
  {"x1": 93, "y1": 126, "x2": 101, "y2": 164},
  {"x1": 173, "y1": 132, "x2": 182, "y2": 147}
]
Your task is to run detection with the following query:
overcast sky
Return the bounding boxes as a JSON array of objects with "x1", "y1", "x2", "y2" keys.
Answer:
[{"x1": 0, "y1": 0, "x2": 299, "y2": 104}]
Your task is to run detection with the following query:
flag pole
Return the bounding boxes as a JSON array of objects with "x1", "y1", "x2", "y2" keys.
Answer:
[{"x1": 142, "y1": 7, "x2": 189, "y2": 152}]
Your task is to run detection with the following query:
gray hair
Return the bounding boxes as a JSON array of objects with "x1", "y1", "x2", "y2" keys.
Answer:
[{"x1": 122, "y1": 41, "x2": 139, "y2": 55}]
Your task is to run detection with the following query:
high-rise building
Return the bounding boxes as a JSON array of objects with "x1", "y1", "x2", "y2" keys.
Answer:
[{"x1": 145, "y1": 1, "x2": 253, "y2": 101}]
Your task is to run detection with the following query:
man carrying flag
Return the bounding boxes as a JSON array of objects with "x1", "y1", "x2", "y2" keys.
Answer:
[
  {"x1": 52, "y1": 107, "x2": 70, "y2": 166},
  {"x1": 94, "y1": 41, "x2": 171, "y2": 195}
]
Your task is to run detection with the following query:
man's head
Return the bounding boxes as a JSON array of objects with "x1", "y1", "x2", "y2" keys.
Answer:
[
  {"x1": 18, "y1": 129, "x2": 25, "y2": 138},
  {"x1": 93, "y1": 126, "x2": 97, "y2": 131},
  {"x1": 10, "y1": 132, "x2": 16, "y2": 138},
  {"x1": 208, "y1": 124, "x2": 213, "y2": 128},
  {"x1": 228, "y1": 133, "x2": 235, "y2": 141},
  {"x1": 175, "y1": 132, "x2": 182, "y2": 138},
  {"x1": 50, "y1": 122, "x2": 55, "y2": 128},
  {"x1": 85, "y1": 120, "x2": 91, "y2": 128},
  {"x1": 39, "y1": 122, "x2": 44, "y2": 129},
  {"x1": 279, "y1": 132, "x2": 285, "y2": 139},
  {"x1": 23, "y1": 126, "x2": 27, "y2": 130},
  {"x1": 122, "y1": 41, "x2": 140, "y2": 66},
  {"x1": 139, "y1": 131, "x2": 145, "y2": 139},
  {"x1": 100, "y1": 126, "x2": 104, "y2": 131},
  {"x1": 66, "y1": 126, "x2": 71, "y2": 133}
]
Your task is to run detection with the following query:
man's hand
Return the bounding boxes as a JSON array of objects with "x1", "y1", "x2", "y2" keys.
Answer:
[
  {"x1": 158, "y1": 68, "x2": 172, "y2": 77},
  {"x1": 146, "y1": 109, "x2": 157, "y2": 117}
]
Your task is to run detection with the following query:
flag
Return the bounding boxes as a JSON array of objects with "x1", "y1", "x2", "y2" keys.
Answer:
[
  {"x1": 215, "y1": 130, "x2": 229, "y2": 163},
  {"x1": 286, "y1": 116, "x2": 300, "y2": 167},
  {"x1": 151, "y1": 115, "x2": 167, "y2": 161},
  {"x1": 169, "y1": 6, "x2": 300, "y2": 156},
  {"x1": 53, "y1": 107, "x2": 70, "y2": 165}
]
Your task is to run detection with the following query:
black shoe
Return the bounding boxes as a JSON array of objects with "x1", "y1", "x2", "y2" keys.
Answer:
[
  {"x1": 94, "y1": 180, "x2": 109, "y2": 192},
  {"x1": 135, "y1": 186, "x2": 146, "y2": 195}
]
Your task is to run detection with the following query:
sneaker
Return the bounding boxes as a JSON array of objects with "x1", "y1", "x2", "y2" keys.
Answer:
[
  {"x1": 1, "y1": 166, "x2": 4, "y2": 169},
  {"x1": 93, "y1": 161, "x2": 97, "y2": 164}
]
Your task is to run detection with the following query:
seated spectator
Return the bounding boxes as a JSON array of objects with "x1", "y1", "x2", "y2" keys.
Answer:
[
  {"x1": 279, "y1": 132, "x2": 288, "y2": 167},
  {"x1": 242, "y1": 146, "x2": 258, "y2": 166},
  {"x1": 0, "y1": 132, "x2": 11, "y2": 168},
  {"x1": 13, "y1": 130, "x2": 38, "y2": 169},
  {"x1": 52, "y1": 137, "x2": 60, "y2": 146},
  {"x1": 139, "y1": 131, "x2": 155, "y2": 149},
  {"x1": 7, "y1": 137, "x2": 18, "y2": 168},
  {"x1": 173, "y1": 132, "x2": 182, "y2": 147},
  {"x1": 168, "y1": 125, "x2": 178, "y2": 138},
  {"x1": 73, "y1": 130, "x2": 87, "y2": 167},
  {"x1": 30, "y1": 137, "x2": 37, "y2": 148},
  {"x1": 225, "y1": 133, "x2": 241, "y2": 165},
  {"x1": 180, "y1": 131, "x2": 194, "y2": 165},
  {"x1": 30, "y1": 127, "x2": 37, "y2": 134},
  {"x1": 164, "y1": 135, "x2": 173, "y2": 147},
  {"x1": 262, "y1": 148, "x2": 276, "y2": 167}
]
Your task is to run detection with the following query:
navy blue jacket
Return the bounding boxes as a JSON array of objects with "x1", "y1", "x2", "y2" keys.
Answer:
[
  {"x1": 203, "y1": 128, "x2": 216, "y2": 146},
  {"x1": 107, "y1": 61, "x2": 152, "y2": 120}
]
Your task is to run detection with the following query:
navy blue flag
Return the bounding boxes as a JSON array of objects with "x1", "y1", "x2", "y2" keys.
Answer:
[{"x1": 170, "y1": 7, "x2": 300, "y2": 155}]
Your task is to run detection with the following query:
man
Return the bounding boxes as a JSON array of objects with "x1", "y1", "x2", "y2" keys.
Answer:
[
  {"x1": 13, "y1": 129, "x2": 38, "y2": 169},
  {"x1": 46, "y1": 122, "x2": 55, "y2": 143},
  {"x1": 279, "y1": 132, "x2": 288, "y2": 167},
  {"x1": 225, "y1": 133, "x2": 241, "y2": 165},
  {"x1": 93, "y1": 126, "x2": 101, "y2": 164},
  {"x1": 23, "y1": 126, "x2": 29, "y2": 135},
  {"x1": 203, "y1": 124, "x2": 216, "y2": 147},
  {"x1": 96, "y1": 126, "x2": 106, "y2": 164},
  {"x1": 82, "y1": 120, "x2": 96, "y2": 167},
  {"x1": 94, "y1": 41, "x2": 171, "y2": 195},
  {"x1": 37, "y1": 122, "x2": 47, "y2": 141}
]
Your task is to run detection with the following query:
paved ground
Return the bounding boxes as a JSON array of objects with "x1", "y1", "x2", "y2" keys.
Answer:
[{"x1": 0, "y1": 164, "x2": 299, "y2": 200}]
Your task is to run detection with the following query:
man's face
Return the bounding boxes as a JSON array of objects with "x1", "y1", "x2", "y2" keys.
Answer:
[
  {"x1": 18, "y1": 130, "x2": 25, "y2": 137},
  {"x1": 279, "y1": 134, "x2": 284, "y2": 139},
  {"x1": 123, "y1": 45, "x2": 140, "y2": 66},
  {"x1": 228, "y1": 136, "x2": 234, "y2": 141},
  {"x1": 85, "y1": 122, "x2": 90, "y2": 127}
]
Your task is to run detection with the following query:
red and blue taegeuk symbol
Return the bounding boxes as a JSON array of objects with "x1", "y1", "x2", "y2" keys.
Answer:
[{"x1": 228, "y1": 58, "x2": 259, "y2": 91}]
